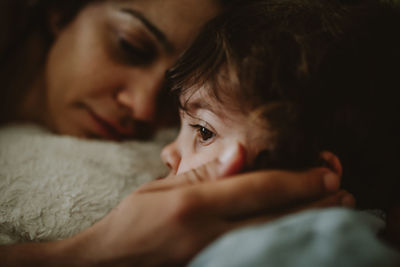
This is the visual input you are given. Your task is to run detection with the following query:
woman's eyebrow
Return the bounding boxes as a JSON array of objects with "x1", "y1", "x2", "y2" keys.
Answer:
[{"x1": 120, "y1": 8, "x2": 175, "y2": 53}]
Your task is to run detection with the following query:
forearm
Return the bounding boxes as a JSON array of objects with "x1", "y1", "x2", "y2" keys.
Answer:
[
  {"x1": 0, "y1": 236, "x2": 91, "y2": 267},
  {"x1": 0, "y1": 164, "x2": 344, "y2": 267}
]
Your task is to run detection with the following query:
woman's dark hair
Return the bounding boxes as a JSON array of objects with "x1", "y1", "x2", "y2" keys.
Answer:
[
  {"x1": 1, "y1": 0, "x2": 91, "y2": 65},
  {"x1": 168, "y1": 0, "x2": 400, "y2": 210},
  {"x1": 0, "y1": 0, "x2": 93, "y2": 123}
]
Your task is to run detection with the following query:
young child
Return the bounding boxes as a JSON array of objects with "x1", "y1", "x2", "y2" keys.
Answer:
[{"x1": 162, "y1": 0, "x2": 400, "y2": 211}]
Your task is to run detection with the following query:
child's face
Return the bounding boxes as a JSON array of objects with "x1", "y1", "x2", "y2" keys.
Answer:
[{"x1": 161, "y1": 87, "x2": 271, "y2": 176}]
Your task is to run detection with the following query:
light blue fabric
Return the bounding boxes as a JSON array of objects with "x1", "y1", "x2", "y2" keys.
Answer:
[{"x1": 189, "y1": 208, "x2": 400, "y2": 267}]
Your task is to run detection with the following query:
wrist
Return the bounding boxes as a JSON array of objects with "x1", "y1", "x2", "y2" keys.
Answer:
[{"x1": 60, "y1": 226, "x2": 103, "y2": 266}]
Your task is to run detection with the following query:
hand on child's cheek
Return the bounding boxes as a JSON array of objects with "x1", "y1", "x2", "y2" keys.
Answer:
[
  {"x1": 161, "y1": 138, "x2": 246, "y2": 180},
  {"x1": 176, "y1": 141, "x2": 246, "y2": 179},
  {"x1": 174, "y1": 140, "x2": 234, "y2": 174},
  {"x1": 142, "y1": 144, "x2": 246, "y2": 192}
]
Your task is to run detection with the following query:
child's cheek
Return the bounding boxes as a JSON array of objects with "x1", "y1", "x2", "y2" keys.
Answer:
[{"x1": 176, "y1": 149, "x2": 218, "y2": 175}]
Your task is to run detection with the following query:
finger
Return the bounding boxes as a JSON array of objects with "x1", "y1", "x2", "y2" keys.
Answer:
[
  {"x1": 136, "y1": 159, "x2": 222, "y2": 193},
  {"x1": 179, "y1": 142, "x2": 246, "y2": 183},
  {"x1": 137, "y1": 144, "x2": 246, "y2": 193},
  {"x1": 186, "y1": 167, "x2": 341, "y2": 218},
  {"x1": 320, "y1": 151, "x2": 343, "y2": 176},
  {"x1": 296, "y1": 190, "x2": 356, "y2": 210},
  {"x1": 276, "y1": 190, "x2": 356, "y2": 218},
  {"x1": 226, "y1": 190, "x2": 355, "y2": 230}
]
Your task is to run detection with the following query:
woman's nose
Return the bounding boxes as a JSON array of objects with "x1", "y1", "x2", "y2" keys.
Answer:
[
  {"x1": 116, "y1": 70, "x2": 164, "y2": 122},
  {"x1": 161, "y1": 141, "x2": 181, "y2": 174},
  {"x1": 116, "y1": 88, "x2": 156, "y2": 122}
]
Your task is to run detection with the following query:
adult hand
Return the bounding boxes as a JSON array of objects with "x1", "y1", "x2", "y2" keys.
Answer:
[
  {"x1": 66, "y1": 147, "x2": 352, "y2": 266},
  {"x1": 0, "y1": 147, "x2": 353, "y2": 267}
]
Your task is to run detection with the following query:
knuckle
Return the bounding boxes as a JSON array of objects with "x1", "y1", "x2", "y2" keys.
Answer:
[
  {"x1": 193, "y1": 161, "x2": 220, "y2": 181},
  {"x1": 185, "y1": 167, "x2": 206, "y2": 184},
  {"x1": 303, "y1": 168, "x2": 328, "y2": 194},
  {"x1": 135, "y1": 181, "x2": 155, "y2": 193},
  {"x1": 318, "y1": 190, "x2": 347, "y2": 207}
]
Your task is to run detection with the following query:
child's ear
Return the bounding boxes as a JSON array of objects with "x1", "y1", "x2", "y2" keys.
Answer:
[{"x1": 320, "y1": 151, "x2": 342, "y2": 176}]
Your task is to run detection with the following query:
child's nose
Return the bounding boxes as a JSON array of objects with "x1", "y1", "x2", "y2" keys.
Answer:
[{"x1": 161, "y1": 141, "x2": 181, "y2": 174}]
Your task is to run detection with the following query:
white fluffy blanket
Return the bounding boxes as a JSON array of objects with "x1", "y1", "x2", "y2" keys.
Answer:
[{"x1": 0, "y1": 124, "x2": 174, "y2": 244}]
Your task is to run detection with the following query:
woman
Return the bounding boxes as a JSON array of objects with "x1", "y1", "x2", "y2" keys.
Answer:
[
  {"x1": 0, "y1": 0, "x2": 345, "y2": 265},
  {"x1": 1, "y1": 0, "x2": 222, "y2": 139}
]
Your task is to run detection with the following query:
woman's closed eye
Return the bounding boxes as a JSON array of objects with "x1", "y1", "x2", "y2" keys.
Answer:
[
  {"x1": 118, "y1": 37, "x2": 155, "y2": 65},
  {"x1": 189, "y1": 124, "x2": 216, "y2": 145}
]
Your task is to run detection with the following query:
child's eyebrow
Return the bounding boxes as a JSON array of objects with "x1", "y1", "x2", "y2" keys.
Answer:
[{"x1": 183, "y1": 100, "x2": 219, "y2": 115}]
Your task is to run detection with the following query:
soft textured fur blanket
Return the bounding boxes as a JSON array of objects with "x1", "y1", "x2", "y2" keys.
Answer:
[{"x1": 0, "y1": 124, "x2": 174, "y2": 244}]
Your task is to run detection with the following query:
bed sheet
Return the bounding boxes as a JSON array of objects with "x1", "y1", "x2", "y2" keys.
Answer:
[{"x1": 189, "y1": 208, "x2": 400, "y2": 267}]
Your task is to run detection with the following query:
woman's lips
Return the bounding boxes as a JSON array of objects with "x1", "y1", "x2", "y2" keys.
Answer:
[
  {"x1": 89, "y1": 111, "x2": 121, "y2": 140},
  {"x1": 85, "y1": 108, "x2": 132, "y2": 141},
  {"x1": 75, "y1": 102, "x2": 153, "y2": 140}
]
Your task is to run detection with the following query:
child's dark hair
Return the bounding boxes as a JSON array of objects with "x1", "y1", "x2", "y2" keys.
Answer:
[{"x1": 168, "y1": 0, "x2": 400, "y2": 210}]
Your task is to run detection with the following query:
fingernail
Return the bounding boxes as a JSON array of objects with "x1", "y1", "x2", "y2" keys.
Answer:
[
  {"x1": 324, "y1": 172, "x2": 340, "y2": 192},
  {"x1": 341, "y1": 194, "x2": 356, "y2": 208},
  {"x1": 219, "y1": 145, "x2": 238, "y2": 165}
]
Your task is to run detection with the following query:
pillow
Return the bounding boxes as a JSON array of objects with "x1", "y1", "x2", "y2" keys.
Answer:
[{"x1": 0, "y1": 124, "x2": 175, "y2": 244}]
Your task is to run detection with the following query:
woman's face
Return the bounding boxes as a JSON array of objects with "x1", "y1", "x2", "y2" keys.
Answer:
[{"x1": 43, "y1": 0, "x2": 219, "y2": 140}]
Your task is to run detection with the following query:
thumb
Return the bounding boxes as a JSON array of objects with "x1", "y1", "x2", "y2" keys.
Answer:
[{"x1": 136, "y1": 143, "x2": 246, "y2": 193}]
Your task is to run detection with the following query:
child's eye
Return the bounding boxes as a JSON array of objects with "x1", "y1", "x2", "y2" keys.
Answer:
[
  {"x1": 190, "y1": 124, "x2": 216, "y2": 144},
  {"x1": 198, "y1": 126, "x2": 215, "y2": 141}
]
